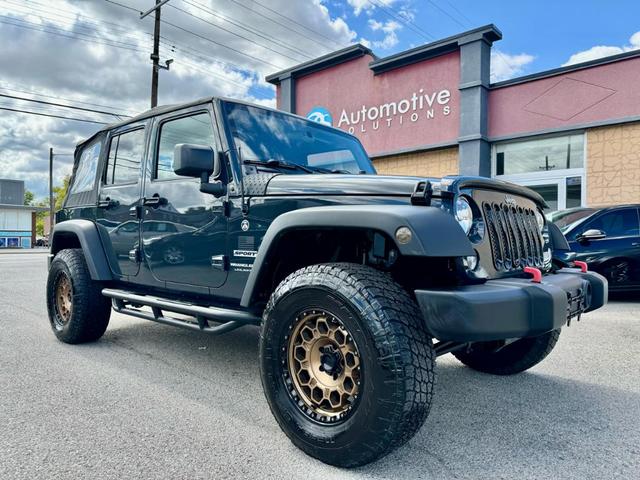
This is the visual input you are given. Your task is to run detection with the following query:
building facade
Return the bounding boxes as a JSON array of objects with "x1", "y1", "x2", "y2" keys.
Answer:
[
  {"x1": 266, "y1": 25, "x2": 640, "y2": 212},
  {"x1": 0, "y1": 179, "x2": 38, "y2": 248}
]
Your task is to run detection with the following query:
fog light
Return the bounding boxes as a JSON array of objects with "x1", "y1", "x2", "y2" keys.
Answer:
[
  {"x1": 395, "y1": 227, "x2": 412, "y2": 245},
  {"x1": 463, "y1": 252, "x2": 479, "y2": 271}
]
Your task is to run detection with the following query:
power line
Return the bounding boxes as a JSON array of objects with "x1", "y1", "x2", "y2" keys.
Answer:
[
  {"x1": 425, "y1": 0, "x2": 466, "y2": 29},
  {"x1": 0, "y1": 106, "x2": 108, "y2": 124},
  {"x1": 0, "y1": 17, "x2": 147, "y2": 53},
  {"x1": 104, "y1": 0, "x2": 286, "y2": 69},
  {"x1": 421, "y1": 0, "x2": 518, "y2": 80},
  {"x1": 367, "y1": 0, "x2": 435, "y2": 41},
  {"x1": 169, "y1": 1, "x2": 310, "y2": 62},
  {"x1": 0, "y1": 84, "x2": 139, "y2": 115},
  {"x1": 0, "y1": 14, "x2": 145, "y2": 50},
  {"x1": 178, "y1": 0, "x2": 314, "y2": 60},
  {"x1": 442, "y1": 0, "x2": 473, "y2": 25},
  {"x1": 0, "y1": 93, "x2": 130, "y2": 117},
  {"x1": 1, "y1": 0, "x2": 153, "y2": 44},
  {"x1": 227, "y1": 0, "x2": 346, "y2": 51},
  {"x1": 3, "y1": 0, "x2": 252, "y2": 82},
  {"x1": 159, "y1": 17, "x2": 286, "y2": 70}
]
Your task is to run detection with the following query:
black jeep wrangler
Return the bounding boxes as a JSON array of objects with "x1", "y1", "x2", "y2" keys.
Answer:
[{"x1": 47, "y1": 97, "x2": 607, "y2": 468}]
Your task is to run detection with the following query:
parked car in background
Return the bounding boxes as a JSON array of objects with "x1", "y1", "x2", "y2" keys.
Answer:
[{"x1": 552, "y1": 205, "x2": 640, "y2": 290}]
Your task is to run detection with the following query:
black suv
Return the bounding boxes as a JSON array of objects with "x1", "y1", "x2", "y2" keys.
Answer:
[
  {"x1": 47, "y1": 97, "x2": 607, "y2": 468},
  {"x1": 552, "y1": 205, "x2": 640, "y2": 290}
]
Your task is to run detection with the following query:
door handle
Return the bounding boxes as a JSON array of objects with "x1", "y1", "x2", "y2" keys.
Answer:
[
  {"x1": 143, "y1": 194, "x2": 167, "y2": 207},
  {"x1": 632, "y1": 242, "x2": 640, "y2": 247},
  {"x1": 97, "y1": 197, "x2": 118, "y2": 209}
]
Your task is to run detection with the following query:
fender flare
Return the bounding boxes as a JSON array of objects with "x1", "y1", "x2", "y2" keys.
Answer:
[
  {"x1": 240, "y1": 205, "x2": 474, "y2": 307},
  {"x1": 50, "y1": 219, "x2": 113, "y2": 281}
]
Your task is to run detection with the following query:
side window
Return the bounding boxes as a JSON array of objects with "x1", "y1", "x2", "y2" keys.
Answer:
[
  {"x1": 70, "y1": 140, "x2": 101, "y2": 194},
  {"x1": 582, "y1": 208, "x2": 640, "y2": 238},
  {"x1": 104, "y1": 129, "x2": 145, "y2": 186},
  {"x1": 156, "y1": 112, "x2": 215, "y2": 180}
]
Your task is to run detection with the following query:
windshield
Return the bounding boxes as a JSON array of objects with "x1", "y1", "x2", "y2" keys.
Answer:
[
  {"x1": 221, "y1": 101, "x2": 375, "y2": 174},
  {"x1": 549, "y1": 208, "x2": 597, "y2": 233}
]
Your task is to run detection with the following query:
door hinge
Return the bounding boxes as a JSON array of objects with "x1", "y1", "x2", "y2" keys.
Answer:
[
  {"x1": 210, "y1": 254, "x2": 228, "y2": 271},
  {"x1": 222, "y1": 200, "x2": 231, "y2": 217}
]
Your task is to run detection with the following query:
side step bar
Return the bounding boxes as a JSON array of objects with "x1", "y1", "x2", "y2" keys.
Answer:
[{"x1": 102, "y1": 288, "x2": 261, "y2": 335}]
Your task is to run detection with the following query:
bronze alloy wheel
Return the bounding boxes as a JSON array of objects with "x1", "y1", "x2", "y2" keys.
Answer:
[
  {"x1": 284, "y1": 309, "x2": 362, "y2": 424},
  {"x1": 55, "y1": 273, "x2": 73, "y2": 328}
]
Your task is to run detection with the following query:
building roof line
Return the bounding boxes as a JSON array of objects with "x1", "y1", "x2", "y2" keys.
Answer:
[
  {"x1": 491, "y1": 48, "x2": 640, "y2": 88},
  {"x1": 265, "y1": 25, "x2": 502, "y2": 84},
  {"x1": 265, "y1": 44, "x2": 375, "y2": 84},
  {"x1": 368, "y1": 24, "x2": 501, "y2": 75}
]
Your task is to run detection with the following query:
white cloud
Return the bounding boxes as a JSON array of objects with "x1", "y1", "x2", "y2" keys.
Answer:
[
  {"x1": 368, "y1": 18, "x2": 401, "y2": 49},
  {"x1": 347, "y1": 0, "x2": 396, "y2": 16},
  {"x1": 490, "y1": 50, "x2": 535, "y2": 82},
  {"x1": 0, "y1": 0, "x2": 359, "y2": 199},
  {"x1": 562, "y1": 31, "x2": 640, "y2": 66}
]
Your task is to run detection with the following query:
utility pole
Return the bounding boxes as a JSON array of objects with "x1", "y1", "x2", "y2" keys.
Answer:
[
  {"x1": 49, "y1": 147, "x2": 54, "y2": 235},
  {"x1": 140, "y1": 0, "x2": 172, "y2": 108}
]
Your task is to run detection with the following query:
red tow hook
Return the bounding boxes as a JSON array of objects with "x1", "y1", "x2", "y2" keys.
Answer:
[
  {"x1": 574, "y1": 261, "x2": 588, "y2": 273},
  {"x1": 523, "y1": 266, "x2": 542, "y2": 283}
]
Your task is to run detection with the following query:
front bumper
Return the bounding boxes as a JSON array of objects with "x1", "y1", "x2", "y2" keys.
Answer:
[{"x1": 415, "y1": 269, "x2": 607, "y2": 342}]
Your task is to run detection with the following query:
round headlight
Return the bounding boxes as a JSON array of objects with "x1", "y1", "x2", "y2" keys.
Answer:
[
  {"x1": 535, "y1": 210, "x2": 545, "y2": 232},
  {"x1": 454, "y1": 197, "x2": 473, "y2": 235}
]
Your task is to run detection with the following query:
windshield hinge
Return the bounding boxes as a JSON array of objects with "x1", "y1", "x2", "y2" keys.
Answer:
[{"x1": 411, "y1": 181, "x2": 432, "y2": 206}]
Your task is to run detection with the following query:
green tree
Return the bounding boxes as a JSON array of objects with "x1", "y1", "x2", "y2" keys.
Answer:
[
  {"x1": 53, "y1": 175, "x2": 70, "y2": 211},
  {"x1": 24, "y1": 190, "x2": 34, "y2": 206}
]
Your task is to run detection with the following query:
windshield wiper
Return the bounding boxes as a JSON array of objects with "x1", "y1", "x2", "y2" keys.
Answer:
[{"x1": 243, "y1": 159, "x2": 315, "y2": 174}]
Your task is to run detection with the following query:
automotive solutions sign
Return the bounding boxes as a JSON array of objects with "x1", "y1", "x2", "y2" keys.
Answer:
[
  {"x1": 296, "y1": 51, "x2": 460, "y2": 156},
  {"x1": 308, "y1": 88, "x2": 452, "y2": 133}
]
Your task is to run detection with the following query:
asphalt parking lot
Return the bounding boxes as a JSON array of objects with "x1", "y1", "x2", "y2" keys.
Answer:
[{"x1": 1, "y1": 252, "x2": 638, "y2": 479}]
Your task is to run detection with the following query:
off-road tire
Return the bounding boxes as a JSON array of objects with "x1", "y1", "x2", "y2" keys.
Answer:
[
  {"x1": 453, "y1": 329, "x2": 561, "y2": 375},
  {"x1": 259, "y1": 263, "x2": 435, "y2": 468},
  {"x1": 46, "y1": 248, "x2": 111, "y2": 344}
]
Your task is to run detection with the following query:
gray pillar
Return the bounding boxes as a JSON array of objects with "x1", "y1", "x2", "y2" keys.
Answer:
[
  {"x1": 458, "y1": 33, "x2": 493, "y2": 177},
  {"x1": 279, "y1": 74, "x2": 296, "y2": 114}
]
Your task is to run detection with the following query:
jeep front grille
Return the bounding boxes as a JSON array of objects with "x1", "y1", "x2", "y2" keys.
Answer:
[{"x1": 482, "y1": 203, "x2": 544, "y2": 272}]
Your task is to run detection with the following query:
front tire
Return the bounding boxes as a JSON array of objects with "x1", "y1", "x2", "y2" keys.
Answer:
[
  {"x1": 46, "y1": 248, "x2": 111, "y2": 344},
  {"x1": 259, "y1": 263, "x2": 435, "y2": 468},
  {"x1": 453, "y1": 329, "x2": 561, "y2": 375}
]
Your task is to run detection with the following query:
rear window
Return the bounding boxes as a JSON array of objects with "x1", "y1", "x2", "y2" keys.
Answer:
[{"x1": 70, "y1": 140, "x2": 101, "y2": 194}]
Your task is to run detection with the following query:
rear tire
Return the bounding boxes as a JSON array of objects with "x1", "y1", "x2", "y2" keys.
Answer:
[
  {"x1": 453, "y1": 329, "x2": 561, "y2": 375},
  {"x1": 259, "y1": 263, "x2": 435, "y2": 468},
  {"x1": 46, "y1": 248, "x2": 111, "y2": 344}
]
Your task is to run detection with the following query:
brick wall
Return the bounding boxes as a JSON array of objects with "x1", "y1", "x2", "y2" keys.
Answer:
[
  {"x1": 373, "y1": 147, "x2": 459, "y2": 178},
  {"x1": 587, "y1": 122, "x2": 640, "y2": 206}
]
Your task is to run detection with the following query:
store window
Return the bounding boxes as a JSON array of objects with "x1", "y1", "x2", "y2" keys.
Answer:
[
  {"x1": 495, "y1": 134, "x2": 584, "y2": 176},
  {"x1": 492, "y1": 134, "x2": 586, "y2": 212}
]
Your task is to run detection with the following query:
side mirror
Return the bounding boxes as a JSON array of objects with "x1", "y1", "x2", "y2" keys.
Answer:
[
  {"x1": 173, "y1": 143, "x2": 226, "y2": 197},
  {"x1": 578, "y1": 229, "x2": 606, "y2": 241}
]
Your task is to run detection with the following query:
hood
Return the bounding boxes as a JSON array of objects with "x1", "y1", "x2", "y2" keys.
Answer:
[
  {"x1": 264, "y1": 174, "x2": 546, "y2": 207},
  {"x1": 266, "y1": 174, "x2": 437, "y2": 196}
]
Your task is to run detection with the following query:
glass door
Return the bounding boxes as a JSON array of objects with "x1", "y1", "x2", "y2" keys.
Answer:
[{"x1": 495, "y1": 174, "x2": 585, "y2": 213}]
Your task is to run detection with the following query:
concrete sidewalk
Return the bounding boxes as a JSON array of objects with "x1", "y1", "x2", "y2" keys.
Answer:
[{"x1": 0, "y1": 248, "x2": 49, "y2": 255}]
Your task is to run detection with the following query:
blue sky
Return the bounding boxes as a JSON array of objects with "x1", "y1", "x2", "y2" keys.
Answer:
[{"x1": 325, "y1": 0, "x2": 640, "y2": 82}]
